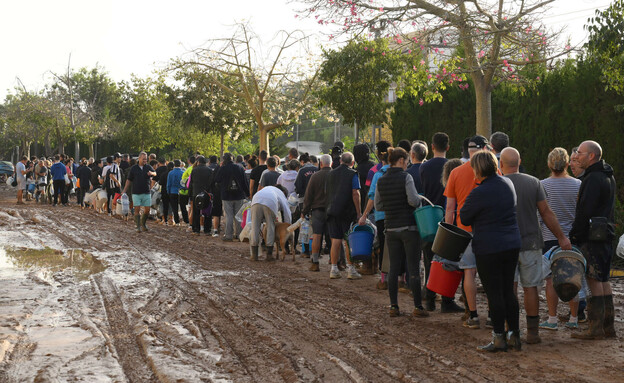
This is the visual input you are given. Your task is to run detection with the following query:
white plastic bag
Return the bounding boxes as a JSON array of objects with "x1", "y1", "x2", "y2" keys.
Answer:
[
  {"x1": 235, "y1": 200, "x2": 251, "y2": 223},
  {"x1": 617, "y1": 234, "x2": 624, "y2": 259}
]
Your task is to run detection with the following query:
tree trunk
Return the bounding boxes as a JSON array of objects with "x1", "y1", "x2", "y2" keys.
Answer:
[
  {"x1": 259, "y1": 127, "x2": 269, "y2": 156},
  {"x1": 44, "y1": 130, "x2": 52, "y2": 157},
  {"x1": 220, "y1": 132, "x2": 225, "y2": 158},
  {"x1": 354, "y1": 121, "x2": 359, "y2": 145},
  {"x1": 473, "y1": 77, "x2": 492, "y2": 138},
  {"x1": 89, "y1": 143, "x2": 95, "y2": 159}
]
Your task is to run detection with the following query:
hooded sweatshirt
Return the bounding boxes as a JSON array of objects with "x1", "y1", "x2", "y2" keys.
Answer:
[{"x1": 277, "y1": 170, "x2": 298, "y2": 196}]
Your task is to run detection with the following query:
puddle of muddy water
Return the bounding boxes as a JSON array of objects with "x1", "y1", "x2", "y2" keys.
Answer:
[{"x1": 0, "y1": 246, "x2": 106, "y2": 282}]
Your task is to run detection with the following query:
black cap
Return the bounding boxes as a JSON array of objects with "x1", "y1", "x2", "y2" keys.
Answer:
[
  {"x1": 113, "y1": 152, "x2": 122, "y2": 159},
  {"x1": 468, "y1": 135, "x2": 490, "y2": 149}
]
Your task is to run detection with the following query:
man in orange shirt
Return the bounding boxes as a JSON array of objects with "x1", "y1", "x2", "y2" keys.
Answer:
[{"x1": 444, "y1": 135, "x2": 492, "y2": 329}]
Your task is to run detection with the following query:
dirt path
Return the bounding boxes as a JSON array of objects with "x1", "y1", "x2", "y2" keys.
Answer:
[{"x1": 0, "y1": 185, "x2": 623, "y2": 382}]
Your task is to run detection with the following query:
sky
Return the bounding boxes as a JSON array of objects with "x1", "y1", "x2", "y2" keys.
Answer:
[{"x1": 0, "y1": 0, "x2": 613, "y2": 101}]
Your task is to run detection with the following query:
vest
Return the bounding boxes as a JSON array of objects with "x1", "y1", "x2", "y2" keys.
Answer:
[
  {"x1": 326, "y1": 164, "x2": 357, "y2": 219},
  {"x1": 376, "y1": 167, "x2": 416, "y2": 229}
]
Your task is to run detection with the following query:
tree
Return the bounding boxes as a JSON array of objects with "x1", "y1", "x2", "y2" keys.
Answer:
[
  {"x1": 585, "y1": 0, "x2": 624, "y2": 98},
  {"x1": 300, "y1": 0, "x2": 572, "y2": 137},
  {"x1": 116, "y1": 76, "x2": 174, "y2": 152},
  {"x1": 173, "y1": 22, "x2": 319, "y2": 154},
  {"x1": 165, "y1": 66, "x2": 252, "y2": 157},
  {"x1": 318, "y1": 37, "x2": 418, "y2": 143}
]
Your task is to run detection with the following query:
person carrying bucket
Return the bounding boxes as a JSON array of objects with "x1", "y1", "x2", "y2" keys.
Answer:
[
  {"x1": 459, "y1": 151, "x2": 522, "y2": 352},
  {"x1": 374, "y1": 147, "x2": 427, "y2": 318},
  {"x1": 418, "y1": 132, "x2": 464, "y2": 314}
]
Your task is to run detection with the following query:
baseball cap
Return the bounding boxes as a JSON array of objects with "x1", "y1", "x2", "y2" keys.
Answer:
[
  {"x1": 468, "y1": 135, "x2": 491, "y2": 149},
  {"x1": 113, "y1": 152, "x2": 122, "y2": 159}
]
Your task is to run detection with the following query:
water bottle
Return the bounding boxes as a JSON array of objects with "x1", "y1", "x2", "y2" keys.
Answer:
[
  {"x1": 121, "y1": 193, "x2": 130, "y2": 215},
  {"x1": 300, "y1": 219, "x2": 310, "y2": 248}
]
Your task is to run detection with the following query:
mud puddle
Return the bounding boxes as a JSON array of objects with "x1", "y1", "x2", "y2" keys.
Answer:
[{"x1": 0, "y1": 246, "x2": 106, "y2": 284}]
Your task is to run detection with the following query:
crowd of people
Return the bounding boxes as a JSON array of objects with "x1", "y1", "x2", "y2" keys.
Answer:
[{"x1": 9, "y1": 131, "x2": 618, "y2": 353}]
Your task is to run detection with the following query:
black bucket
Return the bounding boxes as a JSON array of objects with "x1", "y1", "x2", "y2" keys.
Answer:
[
  {"x1": 551, "y1": 247, "x2": 586, "y2": 302},
  {"x1": 431, "y1": 222, "x2": 473, "y2": 262}
]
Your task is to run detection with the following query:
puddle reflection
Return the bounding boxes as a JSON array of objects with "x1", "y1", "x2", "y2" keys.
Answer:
[{"x1": 0, "y1": 247, "x2": 106, "y2": 281}]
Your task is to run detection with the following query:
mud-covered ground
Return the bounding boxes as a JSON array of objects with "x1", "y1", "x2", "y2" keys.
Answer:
[{"x1": 0, "y1": 184, "x2": 623, "y2": 382}]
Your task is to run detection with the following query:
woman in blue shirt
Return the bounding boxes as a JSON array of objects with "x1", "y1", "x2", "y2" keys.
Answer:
[{"x1": 460, "y1": 151, "x2": 522, "y2": 353}]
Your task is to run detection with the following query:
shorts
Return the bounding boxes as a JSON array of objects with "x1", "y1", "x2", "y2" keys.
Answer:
[
  {"x1": 581, "y1": 241, "x2": 613, "y2": 282},
  {"x1": 17, "y1": 178, "x2": 26, "y2": 190},
  {"x1": 132, "y1": 193, "x2": 151, "y2": 207},
  {"x1": 515, "y1": 249, "x2": 543, "y2": 287},
  {"x1": 327, "y1": 215, "x2": 352, "y2": 240},
  {"x1": 458, "y1": 241, "x2": 476, "y2": 269},
  {"x1": 310, "y1": 209, "x2": 327, "y2": 235}
]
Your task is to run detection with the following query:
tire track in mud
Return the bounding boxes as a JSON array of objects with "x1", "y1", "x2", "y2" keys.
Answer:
[{"x1": 92, "y1": 274, "x2": 159, "y2": 383}]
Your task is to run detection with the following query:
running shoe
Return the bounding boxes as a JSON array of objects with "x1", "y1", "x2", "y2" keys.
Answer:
[
  {"x1": 539, "y1": 321, "x2": 558, "y2": 331},
  {"x1": 463, "y1": 317, "x2": 480, "y2": 329}
]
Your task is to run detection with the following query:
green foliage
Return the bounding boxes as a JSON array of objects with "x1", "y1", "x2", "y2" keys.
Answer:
[
  {"x1": 392, "y1": 58, "x2": 624, "y2": 188},
  {"x1": 318, "y1": 38, "x2": 418, "y2": 134},
  {"x1": 585, "y1": 0, "x2": 624, "y2": 94},
  {"x1": 116, "y1": 76, "x2": 174, "y2": 152}
]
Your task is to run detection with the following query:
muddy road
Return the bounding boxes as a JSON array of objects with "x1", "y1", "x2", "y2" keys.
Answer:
[{"x1": 0, "y1": 184, "x2": 623, "y2": 382}]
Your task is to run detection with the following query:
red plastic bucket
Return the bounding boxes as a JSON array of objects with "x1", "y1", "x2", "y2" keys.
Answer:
[{"x1": 427, "y1": 261, "x2": 463, "y2": 298}]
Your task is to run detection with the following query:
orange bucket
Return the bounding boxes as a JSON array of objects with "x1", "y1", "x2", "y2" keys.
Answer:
[{"x1": 427, "y1": 261, "x2": 463, "y2": 298}]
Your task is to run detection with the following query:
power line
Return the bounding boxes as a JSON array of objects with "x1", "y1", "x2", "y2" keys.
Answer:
[{"x1": 543, "y1": 4, "x2": 611, "y2": 20}]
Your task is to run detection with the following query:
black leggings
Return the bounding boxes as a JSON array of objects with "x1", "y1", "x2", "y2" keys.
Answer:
[
  {"x1": 161, "y1": 192, "x2": 170, "y2": 220},
  {"x1": 376, "y1": 219, "x2": 385, "y2": 270},
  {"x1": 179, "y1": 194, "x2": 190, "y2": 224},
  {"x1": 386, "y1": 229, "x2": 422, "y2": 308},
  {"x1": 475, "y1": 249, "x2": 520, "y2": 334}
]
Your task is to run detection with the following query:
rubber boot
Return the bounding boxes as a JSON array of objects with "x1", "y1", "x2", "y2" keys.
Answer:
[
  {"x1": 266, "y1": 246, "x2": 275, "y2": 261},
  {"x1": 573, "y1": 296, "x2": 606, "y2": 340},
  {"x1": 134, "y1": 214, "x2": 141, "y2": 232},
  {"x1": 526, "y1": 316, "x2": 541, "y2": 344},
  {"x1": 441, "y1": 298, "x2": 464, "y2": 313},
  {"x1": 140, "y1": 214, "x2": 149, "y2": 232},
  {"x1": 507, "y1": 330, "x2": 522, "y2": 351},
  {"x1": 477, "y1": 332, "x2": 507, "y2": 352},
  {"x1": 604, "y1": 295, "x2": 616, "y2": 338},
  {"x1": 250, "y1": 246, "x2": 259, "y2": 261}
]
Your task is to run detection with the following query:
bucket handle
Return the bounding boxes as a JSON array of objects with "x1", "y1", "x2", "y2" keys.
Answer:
[{"x1": 419, "y1": 195, "x2": 435, "y2": 207}]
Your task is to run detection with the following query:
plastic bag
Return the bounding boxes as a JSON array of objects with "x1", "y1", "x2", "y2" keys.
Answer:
[
  {"x1": 617, "y1": 234, "x2": 624, "y2": 259},
  {"x1": 235, "y1": 200, "x2": 251, "y2": 223}
]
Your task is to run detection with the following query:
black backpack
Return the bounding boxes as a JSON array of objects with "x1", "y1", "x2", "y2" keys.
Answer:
[{"x1": 194, "y1": 191, "x2": 213, "y2": 210}]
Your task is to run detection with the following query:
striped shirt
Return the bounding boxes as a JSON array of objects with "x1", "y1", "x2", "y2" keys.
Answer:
[{"x1": 540, "y1": 176, "x2": 581, "y2": 241}]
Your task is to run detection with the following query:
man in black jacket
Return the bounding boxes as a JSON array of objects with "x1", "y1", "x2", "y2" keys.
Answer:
[
  {"x1": 326, "y1": 152, "x2": 362, "y2": 280},
  {"x1": 214, "y1": 153, "x2": 249, "y2": 241},
  {"x1": 189, "y1": 156, "x2": 214, "y2": 235},
  {"x1": 570, "y1": 140, "x2": 617, "y2": 340},
  {"x1": 76, "y1": 160, "x2": 92, "y2": 208}
]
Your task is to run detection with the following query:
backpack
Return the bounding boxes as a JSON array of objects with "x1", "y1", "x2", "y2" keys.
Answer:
[{"x1": 194, "y1": 191, "x2": 213, "y2": 215}]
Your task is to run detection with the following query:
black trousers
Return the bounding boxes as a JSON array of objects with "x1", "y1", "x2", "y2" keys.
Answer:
[
  {"x1": 106, "y1": 186, "x2": 120, "y2": 213},
  {"x1": 386, "y1": 229, "x2": 422, "y2": 308},
  {"x1": 475, "y1": 248, "x2": 520, "y2": 334},
  {"x1": 192, "y1": 203, "x2": 212, "y2": 233},
  {"x1": 169, "y1": 194, "x2": 180, "y2": 224},
  {"x1": 179, "y1": 194, "x2": 190, "y2": 224},
  {"x1": 161, "y1": 192, "x2": 170, "y2": 220},
  {"x1": 53, "y1": 180, "x2": 65, "y2": 205},
  {"x1": 78, "y1": 185, "x2": 89, "y2": 206}
]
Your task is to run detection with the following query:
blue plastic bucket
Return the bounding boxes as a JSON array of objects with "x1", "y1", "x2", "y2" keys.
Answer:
[
  {"x1": 349, "y1": 225, "x2": 374, "y2": 260},
  {"x1": 414, "y1": 205, "x2": 444, "y2": 242}
]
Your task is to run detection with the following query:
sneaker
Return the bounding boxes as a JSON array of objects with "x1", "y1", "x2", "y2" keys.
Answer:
[
  {"x1": 309, "y1": 263, "x2": 320, "y2": 272},
  {"x1": 376, "y1": 280, "x2": 388, "y2": 290},
  {"x1": 389, "y1": 305, "x2": 400, "y2": 317},
  {"x1": 463, "y1": 317, "x2": 480, "y2": 329},
  {"x1": 330, "y1": 269, "x2": 341, "y2": 279},
  {"x1": 539, "y1": 321, "x2": 558, "y2": 331},
  {"x1": 212, "y1": 230, "x2": 219, "y2": 238},
  {"x1": 485, "y1": 317, "x2": 493, "y2": 329},
  {"x1": 440, "y1": 301, "x2": 464, "y2": 313},
  {"x1": 578, "y1": 310, "x2": 587, "y2": 323},
  {"x1": 413, "y1": 307, "x2": 430, "y2": 318},
  {"x1": 565, "y1": 321, "x2": 578, "y2": 330},
  {"x1": 347, "y1": 267, "x2": 362, "y2": 280}
]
